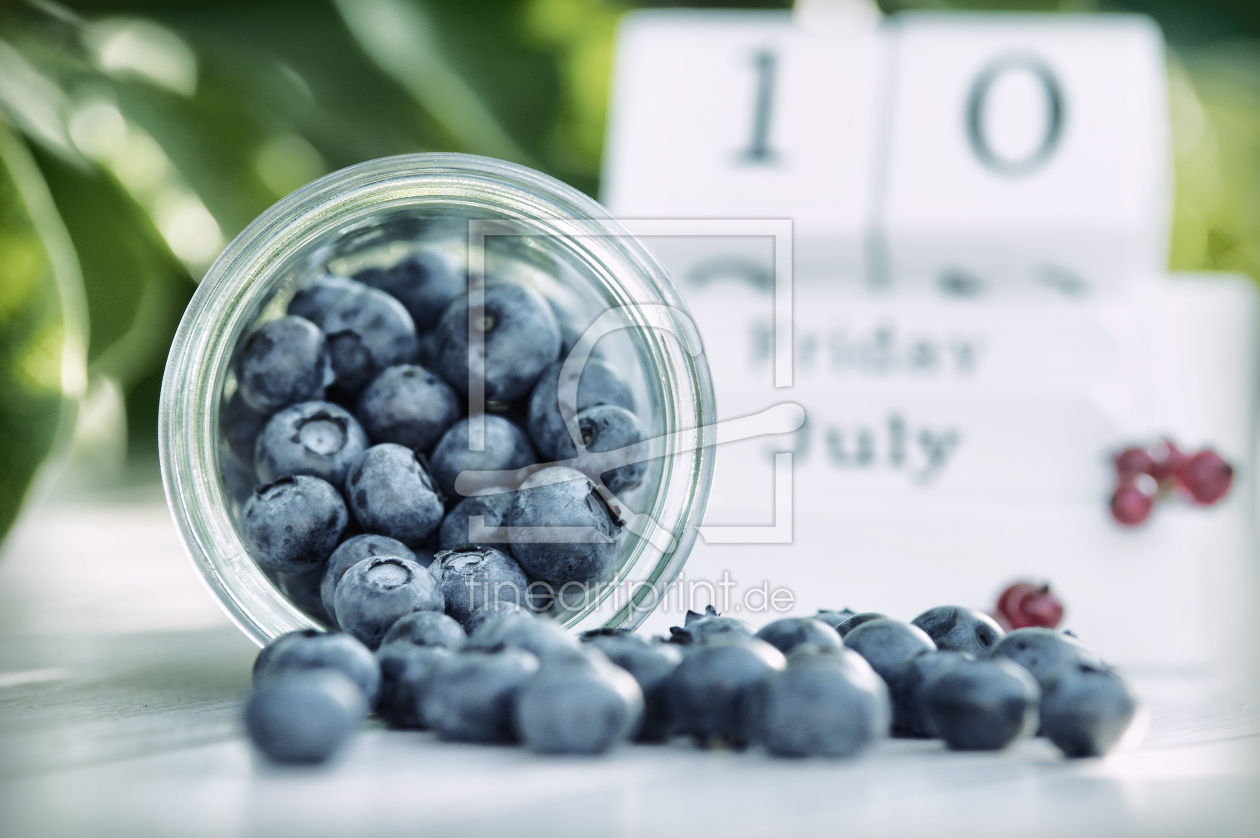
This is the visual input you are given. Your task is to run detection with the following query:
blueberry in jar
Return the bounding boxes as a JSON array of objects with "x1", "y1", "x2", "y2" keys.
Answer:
[
  {"x1": 287, "y1": 274, "x2": 363, "y2": 324},
  {"x1": 462, "y1": 599, "x2": 529, "y2": 636},
  {"x1": 245, "y1": 670, "x2": 367, "y2": 765},
  {"x1": 438, "y1": 489, "x2": 516, "y2": 551},
  {"x1": 277, "y1": 567, "x2": 331, "y2": 624},
  {"x1": 241, "y1": 475, "x2": 347, "y2": 574},
  {"x1": 421, "y1": 647, "x2": 540, "y2": 743},
  {"x1": 355, "y1": 249, "x2": 465, "y2": 333},
  {"x1": 343, "y1": 444, "x2": 445, "y2": 546},
  {"x1": 235, "y1": 316, "x2": 331, "y2": 414},
  {"x1": 221, "y1": 389, "x2": 270, "y2": 466},
  {"x1": 553, "y1": 405, "x2": 647, "y2": 494},
  {"x1": 254, "y1": 629, "x2": 381, "y2": 705},
  {"x1": 321, "y1": 286, "x2": 419, "y2": 399},
  {"x1": 254, "y1": 400, "x2": 368, "y2": 487},
  {"x1": 333, "y1": 556, "x2": 445, "y2": 650},
  {"x1": 428, "y1": 415, "x2": 535, "y2": 501},
  {"x1": 319, "y1": 534, "x2": 414, "y2": 627},
  {"x1": 910, "y1": 605, "x2": 1004, "y2": 657},
  {"x1": 506, "y1": 467, "x2": 621, "y2": 587},
  {"x1": 354, "y1": 364, "x2": 460, "y2": 452},
  {"x1": 527, "y1": 358, "x2": 636, "y2": 461},
  {"x1": 514, "y1": 647, "x2": 644, "y2": 754},
  {"x1": 842, "y1": 619, "x2": 936, "y2": 683},
  {"x1": 431, "y1": 546, "x2": 531, "y2": 625}
]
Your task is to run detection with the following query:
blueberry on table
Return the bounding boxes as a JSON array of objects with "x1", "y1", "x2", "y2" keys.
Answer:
[
  {"x1": 463, "y1": 599, "x2": 529, "y2": 636},
  {"x1": 991, "y1": 627, "x2": 1103, "y2": 690},
  {"x1": 887, "y1": 650, "x2": 973, "y2": 737},
  {"x1": 527, "y1": 358, "x2": 636, "y2": 461},
  {"x1": 431, "y1": 546, "x2": 531, "y2": 625},
  {"x1": 429, "y1": 415, "x2": 536, "y2": 501},
  {"x1": 813, "y1": 608, "x2": 857, "y2": 632},
  {"x1": 333, "y1": 556, "x2": 445, "y2": 651},
  {"x1": 235, "y1": 316, "x2": 331, "y2": 414},
  {"x1": 581, "y1": 629, "x2": 683, "y2": 742},
  {"x1": 751, "y1": 646, "x2": 890, "y2": 758},
  {"x1": 1040, "y1": 663, "x2": 1137, "y2": 757},
  {"x1": 356, "y1": 249, "x2": 465, "y2": 333},
  {"x1": 835, "y1": 612, "x2": 889, "y2": 638},
  {"x1": 842, "y1": 619, "x2": 936, "y2": 684},
  {"x1": 254, "y1": 629, "x2": 381, "y2": 706},
  {"x1": 374, "y1": 644, "x2": 453, "y2": 729},
  {"x1": 344, "y1": 443, "x2": 445, "y2": 546},
  {"x1": 287, "y1": 274, "x2": 364, "y2": 324},
  {"x1": 467, "y1": 611, "x2": 579, "y2": 661},
  {"x1": 379, "y1": 610, "x2": 466, "y2": 651},
  {"x1": 666, "y1": 634, "x2": 787, "y2": 748},
  {"x1": 245, "y1": 670, "x2": 367, "y2": 765},
  {"x1": 911, "y1": 605, "x2": 1004, "y2": 657},
  {"x1": 755, "y1": 617, "x2": 843, "y2": 655},
  {"x1": 242, "y1": 475, "x2": 348, "y2": 574},
  {"x1": 506, "y1": 467, "x2": 621, "y2": 587},
  {"x1": 553, "y1": 404, "x2": 647, "y2": 494},
  {"x1": 438, "y1": 489, "x2": 516, "y2": 551},
  {"x1": 515, "y1": 648, "x2": 644, "y2": 754},
  {"x1": 669, "y1": 606, "x2": 753, "y2": 645},
  {"x1": 254, "y1": 400, "x2": 368, "y2": 487},
  {"x1": 421, "y1": 648, "x2": 540, "y2": 743},
  {"x1": 433, "y1": 283, "x2": 561, "y2": 403},
  {"x1": 922, "y1": 657, "x2": 1040, "y2": 750},
  {"x1": 355, "y1": 364, "x2": 461, "y2": 453},
  {"x1": 319, "y1": 534, "x2": 414, "y2": 627},
  {"x1": 321, "y1": 286, "x2": 419, "y2": 399}
]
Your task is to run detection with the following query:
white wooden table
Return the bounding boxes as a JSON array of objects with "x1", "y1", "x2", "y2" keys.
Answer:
[{"x1": 0, "y1": 489, "x2": 1256, "y2": 837}]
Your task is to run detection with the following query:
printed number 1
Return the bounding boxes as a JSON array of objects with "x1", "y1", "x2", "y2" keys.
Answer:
[{"x1": 741, "y1": 50, "x2": 778, "y2": 164}]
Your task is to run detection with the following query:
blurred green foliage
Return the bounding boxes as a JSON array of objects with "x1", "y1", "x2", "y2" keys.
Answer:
[{"x1": 0, "y1": 0, "x2": 1257, "y2": 547}]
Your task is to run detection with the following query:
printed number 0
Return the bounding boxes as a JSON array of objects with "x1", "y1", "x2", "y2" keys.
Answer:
[{"x1": 965, "y1": 54, "x2": 1064, "y2": 177}]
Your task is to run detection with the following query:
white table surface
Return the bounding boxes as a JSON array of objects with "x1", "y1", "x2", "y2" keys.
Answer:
[{"x1": 0, "y1": 487, "x2": 1256, "y2": 838}]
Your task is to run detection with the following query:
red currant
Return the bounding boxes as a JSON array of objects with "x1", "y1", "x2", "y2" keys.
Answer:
[
  {"x1": 1148, "y1": 439, "x2": 1188, "y2": 485},
  {"x1": 1176, "y1": 449, "x2": 1234, "y2": 505},
  {"x1": 1110, "y1": 476, "x2": 1156, "y2": 526},
  {"x1": 1114, "y1": 447, "x2": 1156, "y2": 480},
  {"x1": 994, "y1": 581, "x2": 1065, "y2": 629}
]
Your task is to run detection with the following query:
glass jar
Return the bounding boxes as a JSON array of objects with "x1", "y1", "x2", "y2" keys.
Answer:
[{"x1": 159, "y1": 153, "x2": 715, "y2": 648}]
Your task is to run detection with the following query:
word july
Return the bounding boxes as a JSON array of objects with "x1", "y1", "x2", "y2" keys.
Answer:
[{"x1": 773, "y1": 413, "x2": 962, "y2": 484}]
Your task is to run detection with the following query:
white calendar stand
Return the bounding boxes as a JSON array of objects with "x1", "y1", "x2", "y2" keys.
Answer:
[{"x1": 603, "y1": 8, "x2": 1258, "y2": 675}]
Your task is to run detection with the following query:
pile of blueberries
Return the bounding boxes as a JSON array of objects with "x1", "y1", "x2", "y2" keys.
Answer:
[
  {"x1": 246, "y1": 601, "x2": 1137, "y2": 765},
  {"x1": 221, "y1": 246, "x2": 649, "y2": 633}
]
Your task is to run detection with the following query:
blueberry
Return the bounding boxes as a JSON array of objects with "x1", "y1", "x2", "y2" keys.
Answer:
[
  {"x1": 433, "y1": 283, "x2": 561, "y2": 403},
  {"x1": 355, "y1": 364, "x2": 461, "y2": 452},
  {"x1": 1040, "y1": 663, "x2": 1137, "y2": 757},
  {"x1": 344, "y1": 444, "x2": 444, "y2": 546},
  {"x1": 911, "y1": 605, "x2": 1004, "y2": 657},
  {"x1": 222, "y1": 389, "x2": 270, "y2": 465},
  {"x1": 287, "y1": 274, "x2": 363, "y2": 324},
  {"x1": 463, "y1": 600, "x2": 529, "y2": 636},
  {"x1": 669, "y1": 605, "x2": 753, "y2": 646},
  {"x1": 922, "y1": 657, "x2": 1040, "y2": 750},
  {"x1": 356, "y1": 249, "x2": 465, "y2": 332},
  {"x1": 887, "y1": 650, "x2": 973, "y2": 737},
  {"x1": 321, "y1": 286, "x2": 419, "y2": 399},
  {"x1": 991, "y1": 627, "x2": 1103, "y2": 690},
  {"x1": 411, "y1": 547, "x2": 437, "y2": 568},
  {"x1": 333, "y1": 556, "x2": 445, "y2": 650},
  {"x1": 514, "y1": 648, "x2": 644, "y2": 754},
  {"x1": 835, "y1": 612, "x2": 889, "y2": 638},
  {"x1": 438, "y1": 489, "x2": 516, "y2": 551},
  {"x1": 421, "y1": 647, "x2": 540, "y2": 743},
  {"x1": 245, "y1": 670, "x2": 367, "y2": 765},
  {"x1": 379, "y1": 610, "x2": 466, "y2": 651},
  {"x1": 374, "y1": 644, "x2": 452, "y2": 729},
  {"x1": 467, "y1": 611, "x2": 579, "y2": 661},
  {"x1": 254, "y1": 400, "x2": 368, "y2": 487},
  {"x1": 429, "y1": 416, "x2": 535, "y2": 501},
  {"x1": 750, "y1": 646, "x2": 890, "y2": 758},
  {"x1": 666, "y1": 634, "x2": 786, "y2": 748},
  {"x1": 431, "y1": 546, "x2": 530, "y2": 625},
  {"x1": 581, "y1": 629, "x2": 683, "y2": 742},
  {"x1": 755, "y1": 617, "x2": 843, "y2": 654},
  {"x1": 506, "y1": 467, "x2": 621, "y2": 586},
  {"x1": 235, "y1": 316, "x2": 331, "y2": 413},
  {"x1": 553, "y1": 405, "x2": 646, "y2": 494},
  {"x1": 242, "y1": 475, "x2": 347, "y2": 574},
  {"x1": 320, "y1": 534, "x2": 413, "y2": 626},
  {"x1": 842, "y1": 619, "x2": 936, "y2": 684},
  {"x1": 254, "y1": 629, "x2": 381, "y2": 705},
  {"x1": 813, "y1": 608, "x2": 857, "y2": 632},
  {"x1": 277, "y1": 567, "x2": 331, "y2": 624},
  {"x1": 527, "y1": 358, "x2": 636, "y2": 460}
]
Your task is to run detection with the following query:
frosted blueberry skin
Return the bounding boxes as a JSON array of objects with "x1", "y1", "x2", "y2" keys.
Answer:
[
  {"x1": 241, "y1": 475, "x2": 348, "y2": 574},
  {"x1": 755, "y1": 617, "x2": 843, "y2": 655},
  {"x1": 320, "y1": 534, "x2": 415, "y2": 628},
  {"x1": 379, "y1": 611, "x2": 466, "y2": 651},
  {"x1": 750, "y1": 646, "x2": 890, "y2": 758},
  {"x1": 467, "y1": 611, "x2": 581, "y2": 662},
  {"x1": 836, "y1": 612, "x2": 889, "y2": 638},
  {"x1": 581, "y1": 629, "x2": 683, "y2": 742},
  {"x1": 527, "y1": 358, "x2": 636, "y2": 461},
  {"x1": 911, "y1": 605, "x2": 1004, "y2": 657},
  {"x1": 887, "y1": 650, "x2": 974, "y2": 737},
  {"x1": 421, "y1": 648, "x2": 541, "y2": 743},
  {"x1": 433, "y1": 283, "x2": 561, "y2": 403},
  {"x1": 355, "y1": 249, "x2": 465, "y2": 333},
  {"x1": 235, "y1": 316, "x2": 330, "y2": 414},
  {"x1": 438, "y1": 490, "x2": 516, "y2": 551},
  {"x1": 321, "y1": 286, "x2": 419, "y2": 399},
  {"x1": 506, "y1": 468, "x2": 621, "y2": 587},
  {"x1": 429, "y1": 416, "x2": 536, "y2": 501},
  {"x1": 462, "y1": 599, "x2": 529, "y2": 636},
  {"x1": 842, "y1": 619, "x2": 937, "y2": 684},
  {"x1": 374, "y1": 644, "x2": 452, "y2": 729},
  {"x1": 355, "y1": 364, "x2": 461, "y2": 452},
  {"x1": 344, "y1": 444, "x2": 445, "y2": 546},
  {"x1": 431, "y1": 546, "x2": 531, "y2": 625},
  {"x1": 254, "y1": 401, "x2": 368, "y2": 488},
  {"x1": 666, "y1": 634, "x2": 787, "y2": 748},
  {"x1": 991, "y1": 628, "x2": 1104, "y2": 691},
  {"x1": 515, "y1": 648, "x2": 644, "y2": 754},
  {"x1": 245, "y1": 670, "x2": 367, "y2": 765},
  {"x1": 287, "y1": 274, "x2": 364, "y2": 324},
  {"x1": 552, "y1": 404, "x2": 647, "y2": 494},
  {"x1": 1040, "y1": 663, "x2": 1137, "y2": 757},
  {"x1": 669, "y1": 606, "x2": 753, "y2": 646},
  {"x1": 333, "y1": 556, "x2": 445, "y2": 651},
  {"x1": 254, "y1": 629, "x2": 381, "y2": 706},
  {"x1": 922, "y1": 657, "x2": 1041, "y2": 751}
]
